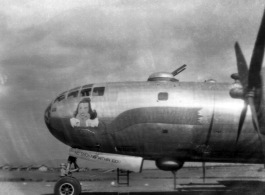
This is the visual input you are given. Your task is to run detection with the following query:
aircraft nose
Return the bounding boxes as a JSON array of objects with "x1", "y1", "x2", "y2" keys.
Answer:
[
  {"x1": 44, "y1": 101, "x2": 69, "y2": 145},
  {"x1": 44, "y1": 103, "x2": 52, "y2": 127}
]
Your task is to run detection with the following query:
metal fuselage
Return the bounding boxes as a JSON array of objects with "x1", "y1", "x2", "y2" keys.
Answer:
[{"x1": 45, "y1": 81, "x2": 262, "y2": 164}]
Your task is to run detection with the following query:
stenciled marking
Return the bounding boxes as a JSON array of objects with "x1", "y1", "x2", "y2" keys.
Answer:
[{"x1": 72, "y1": 150, "x2": 121, "y2": 164}]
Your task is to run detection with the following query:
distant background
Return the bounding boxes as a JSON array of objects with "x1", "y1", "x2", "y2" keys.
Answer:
[{"x1": 0, "y1": 0, "x2": 265, "y2": 168}]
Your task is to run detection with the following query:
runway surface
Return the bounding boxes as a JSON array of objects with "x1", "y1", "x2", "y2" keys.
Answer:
[{"x1": 1, "y1": 165, "x2": 265, "y2": 195}]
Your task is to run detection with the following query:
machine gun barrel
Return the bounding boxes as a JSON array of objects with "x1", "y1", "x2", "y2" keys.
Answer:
[{"x1": 172, "y1": 64, "x2": 187, "y2": 76}]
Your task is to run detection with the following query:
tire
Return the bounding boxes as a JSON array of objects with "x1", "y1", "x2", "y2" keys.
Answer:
[{"x1": 54, "y1": 176, "x2": 81, "y2": 195}]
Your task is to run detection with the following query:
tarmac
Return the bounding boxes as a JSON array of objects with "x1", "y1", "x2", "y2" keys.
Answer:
[{"x1": 1, "y1": 165, "x2": 265, "y2": 195}]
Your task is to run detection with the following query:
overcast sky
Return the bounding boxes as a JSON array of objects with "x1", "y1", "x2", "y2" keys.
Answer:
[{"x1": 0, "y1": 0, "x2": 265, "y2": 166}]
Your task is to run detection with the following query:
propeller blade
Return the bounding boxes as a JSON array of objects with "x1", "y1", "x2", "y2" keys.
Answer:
[
  {"x1": 235, "y1": 42, "x2": 248, "y2": 89},
  {"x1": 248, "y1": 9, "x2": 265, "y2": 89},
  {"x1": 235, "y1": 101, "x2": 248, "y2": 146},
  {"x1": 234, "y1": 9, "x2": 265, "y2": 162},
  {"x1": 248, "y1": 96, "x2": 262, "y2": 137},
  {"x1": 248, "y1": 96, "x2": 265, "y2": 160}
]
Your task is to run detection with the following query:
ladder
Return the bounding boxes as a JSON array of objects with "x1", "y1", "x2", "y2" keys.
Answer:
[{"x1": 117, "y1": 168, "x2": 130, "y2": 186}]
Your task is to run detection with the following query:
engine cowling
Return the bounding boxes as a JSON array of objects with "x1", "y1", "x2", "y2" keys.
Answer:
[
  {"x1": 155, "y1": 157, "x2": 184, "y2": 171},
  {"x1": 229, "y1": 73, "x2": 244, "y2": 99}
]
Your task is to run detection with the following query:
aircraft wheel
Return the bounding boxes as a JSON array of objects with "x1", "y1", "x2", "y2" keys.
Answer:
[{"x1": 54, "y1": 176, "x2": 81, "y2": 195}]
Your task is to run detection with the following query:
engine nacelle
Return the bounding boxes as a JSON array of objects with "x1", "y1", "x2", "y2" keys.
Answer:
[
  {"x1": 229, "y1": 73, "x2": 244, "y2": 99},
  {"x1": 229, "y1": 85, "x2": 244, "y2": 99},
  {"x1": 155, "y1": 157, "x2": 184, "y2": 171}
]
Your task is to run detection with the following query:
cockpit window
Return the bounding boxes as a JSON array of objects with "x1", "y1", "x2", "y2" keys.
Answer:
[
  {"x1": 81, "y1": 88, "x2": 92, "y2": 97},
  {"x1": 92, "y1": 87, "x2": 105, "y2": 96},
  {"x1": 158, "y1": 92, "x2": 168, "y2": 101},
  {"x1": 68, "y1": 90, "x2": 79, "y2": 98},
  {"x1": 54, "y1": 94, "x2": 66, "y2": 103},
  {"x1": 67, "y1": 87, "x2": 80, "y2": 99}
]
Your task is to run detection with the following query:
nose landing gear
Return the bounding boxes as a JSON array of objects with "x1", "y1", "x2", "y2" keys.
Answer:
[{"x1": 55, "y1": 156, "x2": 81, "y2": 195}]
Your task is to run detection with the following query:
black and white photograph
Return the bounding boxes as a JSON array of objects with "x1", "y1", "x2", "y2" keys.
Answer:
[{"x1": 1, "y1": 0, "x2": 265, "y2": 194}]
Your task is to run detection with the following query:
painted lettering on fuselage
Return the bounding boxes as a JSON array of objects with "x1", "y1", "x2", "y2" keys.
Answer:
[{"x1": 73, "y1": 150, "x2": 121, "y2": 164}]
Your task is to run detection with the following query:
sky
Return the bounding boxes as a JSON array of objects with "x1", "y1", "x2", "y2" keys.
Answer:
[{"x1": 0, "y1": 0, "x2": 265, "y2": 167}]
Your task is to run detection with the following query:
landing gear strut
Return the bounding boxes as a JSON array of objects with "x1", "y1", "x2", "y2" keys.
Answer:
[
  {"x1": 155, "y1": 158, "x2": 184, "y2": 190},
  {"x1": 55, "y1": 156, "x2": 81, "y2": 195},
  {"x1": 172, "y1": 171, "x2": 177, "y2": 190}
]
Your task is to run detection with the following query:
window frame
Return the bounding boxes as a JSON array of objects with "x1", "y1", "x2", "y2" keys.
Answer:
[
  {"x1": 92, "y1": 87, "x2": 105, "y2": 96},
  {"x1": 80, "y1": 88, "x2": 92, "y2": 97},
  {"x1": 54, "y1": 93, "x2": 67, "y2": 103},
  {"x1": 67, "y1": 90, "x2": 79, "y2": 99}
]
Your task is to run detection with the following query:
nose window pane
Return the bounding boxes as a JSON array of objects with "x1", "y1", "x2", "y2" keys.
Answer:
[
  {"x1": 92, "y1": 87, "x2": 105, "y2": 96},
  {"x1": 54, "y1": 93, "x2": 66, "y2": 103},
  {"x1": 81, "y1": 88, "x2": 92, "y2": 97},
  {"x1": 68, "y1": 90, "x2": 79, "y2": 98}
]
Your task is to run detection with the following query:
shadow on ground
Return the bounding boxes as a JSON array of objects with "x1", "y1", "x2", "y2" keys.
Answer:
[{"x1": 43, "y1": 180, "x2": 265, "y2": 195}]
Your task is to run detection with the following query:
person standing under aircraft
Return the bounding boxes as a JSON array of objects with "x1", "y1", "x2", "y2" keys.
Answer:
[
  {"x1": 60, "y1": 157, "x2": 79, "y2": 177},
  {"x1": 66, "y1": 156, "x2": 79, "y2": 174}
]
